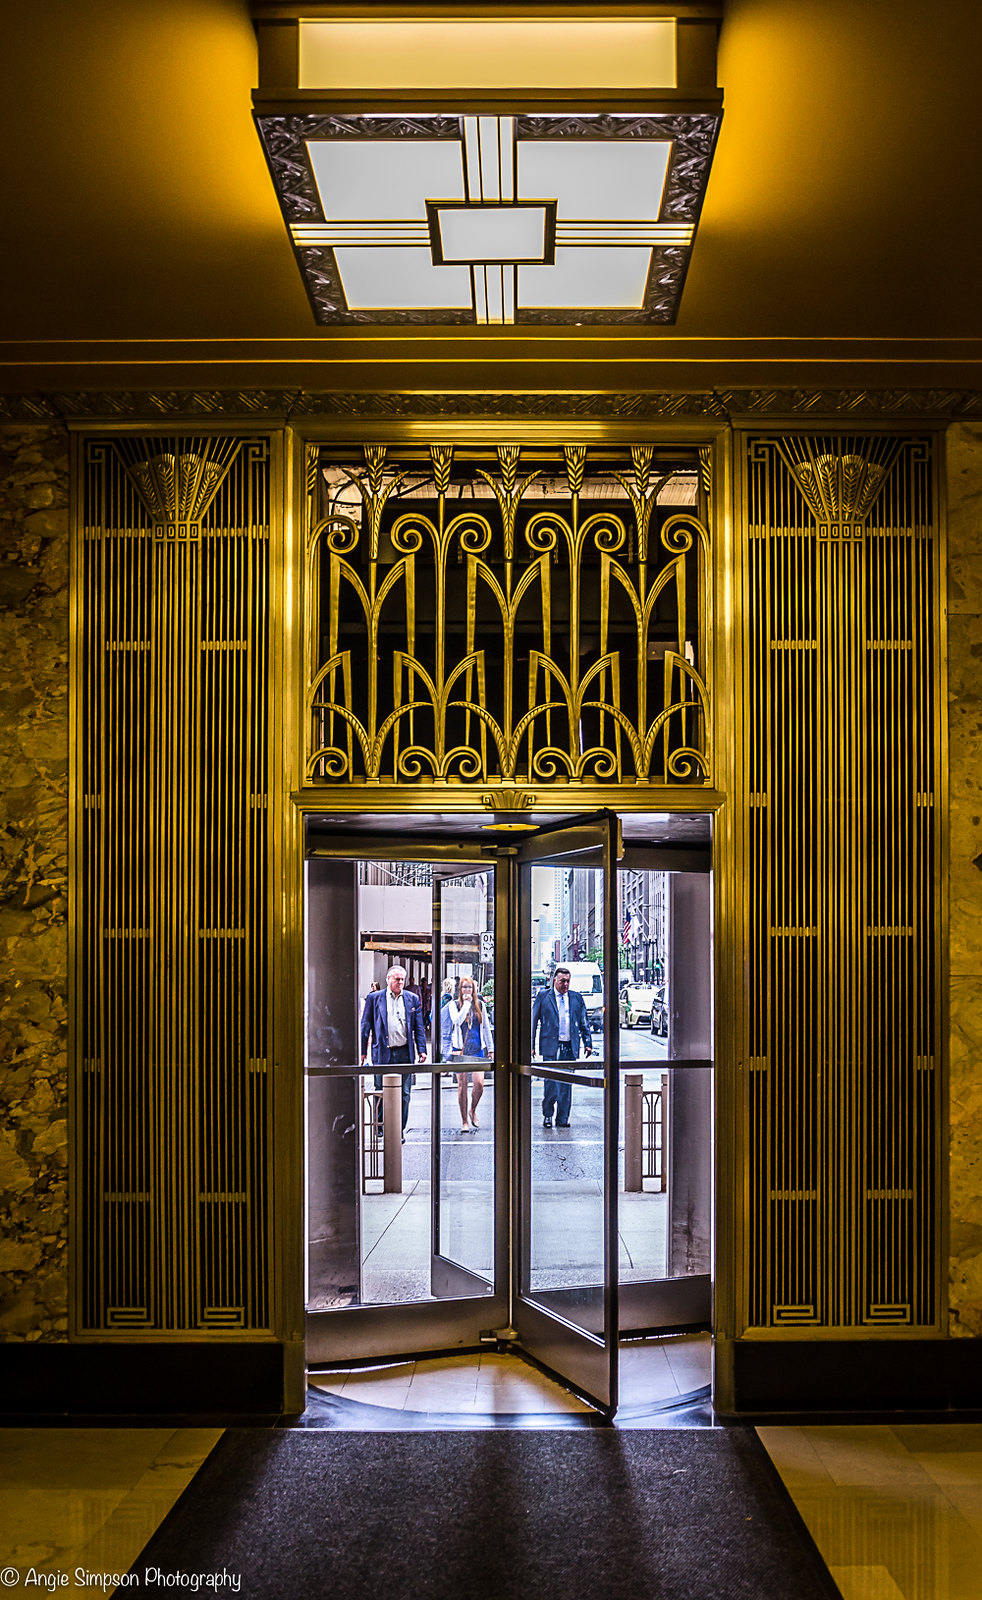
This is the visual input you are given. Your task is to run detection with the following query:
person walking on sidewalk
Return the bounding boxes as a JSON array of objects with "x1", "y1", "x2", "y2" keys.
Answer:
[
  {"x1": 447, "y1": 975, "x2": 493, "y2": 1131},
  {"x1": 532, "y1": 966, "x2": 593, "y2": 1128},
  {"x1": 361, "y1": 965, "x2": 427, "y2": 1140}
]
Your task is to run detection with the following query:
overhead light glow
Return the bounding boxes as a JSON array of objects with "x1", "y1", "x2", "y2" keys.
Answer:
[
  {"x1": 335, "y1": 247, "x2": 472, "y2": 311},
  {"x1": 257, "y1": 109, "x2": 721, "y2": 325},
  {"x1": 434, "y1": 204, "x2": 551, "y2": 265},
  {"x1": 307, "y1": 140, "x2": 465, "y2": 222},
  {"x1": 298, "y1": 20, "x2": 677, "y2": 91},
  {"x1": 520, "y1": 247, "x2": 653, "y2": 310},
  {"x1": 517, "y1": 141, "x2": 671, "y2": 224}
]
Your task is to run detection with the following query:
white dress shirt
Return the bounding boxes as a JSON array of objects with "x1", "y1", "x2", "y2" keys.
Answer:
[
  {"x1": 386, "y1": 990, "x2": 408, "y2": 1047},
  {"x1": 556, "y1": 990, "x2": 570, "y2": 1041}
]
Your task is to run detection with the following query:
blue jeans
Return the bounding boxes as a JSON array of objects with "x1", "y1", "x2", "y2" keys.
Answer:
[{"x1": 542, "y1": 1042, "x2": 575, "y2": 1124}]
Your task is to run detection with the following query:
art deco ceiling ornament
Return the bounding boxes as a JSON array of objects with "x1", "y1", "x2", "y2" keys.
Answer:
[{"x1": 251, "y1": 5, "x2": 723, "y2": 327}]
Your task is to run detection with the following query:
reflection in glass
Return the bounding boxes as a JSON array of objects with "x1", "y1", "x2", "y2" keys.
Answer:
[
  {"x1": 437, "y1": 1072, "x2": 494, "y2": 1288},
  {"x1": 528, "y1": 1078, "x2": 605, "y2": 1336},
  {"x1": 430, "y1": 870, "x2": 496, "y2": 1296},
  {"x1": 618, "y1": 1068, "x2": 669, "y2": 1283},
  {"x1": 307, "y1": 1069, "x2": 494, "y2": 1309},
  {"x1": 618, "y1": 1066, "x2": 712, "y2": 1285},
  {"x1": 529, "y1": 864, "x2": 605, "y2": 1066},
  {"x1": 617, "y1": 865, "x2": 670, "y2": 1063},
  {"x1": 307, "y1": 857, "x2": 495, "y2": 1312}
]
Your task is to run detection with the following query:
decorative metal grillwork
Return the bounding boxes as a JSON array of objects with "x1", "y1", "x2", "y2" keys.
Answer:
[
  {"x1": 743, "y1": 432, "x2": 939, "y2": 1330},
  {"x1": 75, "y1": 435, "x2": 272, "y2": 1333},
  {"x1": 303, "y1": 442, "x2": 711, "y2": 788}
]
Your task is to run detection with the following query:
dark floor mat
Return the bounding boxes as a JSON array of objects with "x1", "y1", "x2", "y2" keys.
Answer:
[{"x1": 130, "y1": 1427, "x2": 839, "y2": 1600}]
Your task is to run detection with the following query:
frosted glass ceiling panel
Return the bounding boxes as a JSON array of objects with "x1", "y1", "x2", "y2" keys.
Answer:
[
  {"x1": 299, "y1": 21, "x2": 676, "y2": 90},
  {"x1": 517, "y1": 141, "x2": 671, "y2": 223},
  {"x1": 335, "y1": 247, "x2": 472, "y2": 310},
  {"x1": 438, "y1": 206, "x2": 547, "y2": 263},
  {"x1": 308, "y1": 141, "x2": 465, "y2": 222},
  {"x1": 519, "y1": 247, "x2": 651, "y2": 309}
]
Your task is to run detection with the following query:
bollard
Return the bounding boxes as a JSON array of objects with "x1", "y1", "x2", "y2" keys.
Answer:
[
  {"x1": 625, "y1": 1072, "x2": 643, "y2": 1192},
  {"x1": 382, "y1": 1074, "x2": 403, "y2": 1193}
]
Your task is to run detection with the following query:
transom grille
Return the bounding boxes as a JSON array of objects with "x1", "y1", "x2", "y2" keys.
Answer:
[{"x1": 303, "y1": 442, "x2": 712, "y2": 788}]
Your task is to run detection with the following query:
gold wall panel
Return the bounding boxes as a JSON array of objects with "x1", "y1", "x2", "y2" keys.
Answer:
[
  {"x1": 303, "y1": 442, "x2": 712, "y2": 789},
  {"x1": 74, "y1": 435, "x2": 273, "y2": 1334},
  {"x1": 743, "y1": 432, "x2": 940, "y2": 1330}
]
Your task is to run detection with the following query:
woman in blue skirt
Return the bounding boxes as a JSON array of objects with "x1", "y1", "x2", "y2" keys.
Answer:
[{"x1": 447, "y1": 975, "x2": 494, "y2": 1131}]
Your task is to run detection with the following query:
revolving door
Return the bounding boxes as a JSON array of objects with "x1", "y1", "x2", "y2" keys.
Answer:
[{"x1": 305, "y1": 812, "x2": 712, "y2": 1416}]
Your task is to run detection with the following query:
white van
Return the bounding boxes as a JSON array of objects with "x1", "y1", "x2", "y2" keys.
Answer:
[{"x1": 560, "y1": 960, "x2": 605, "y2": 1032}]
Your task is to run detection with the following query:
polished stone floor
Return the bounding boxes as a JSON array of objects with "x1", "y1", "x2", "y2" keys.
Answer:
[
  {"x1": 760, "y1": 1422, "x2": 982, "y2": 1600},
  {"x1": 0, "y1": 1427, "x2": 222, "y2": 1592},
  {"x1": 6, "y1": 1392, "x2": 982, "y2": 1597},
  {"x1": 308, "y1": 1334, "x2": 710, "y2": 1415}
]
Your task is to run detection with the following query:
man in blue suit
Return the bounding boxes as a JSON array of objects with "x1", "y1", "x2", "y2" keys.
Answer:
[
  {"x1": 532, "y1": 966, "x2": 593, "y2": 1128},
  {"x1": 360, "y1": 965, "x2": 428, "y2": 1138}
]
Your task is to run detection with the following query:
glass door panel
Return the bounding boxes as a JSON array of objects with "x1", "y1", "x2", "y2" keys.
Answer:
[
  {"x1": 616, "y1": 856, "x2": 713, "y2": 1331},
  {"x1": 304, "y1": 823, "x2": 713, "y2": 1388},
  {"x1": 527, "y1": 1071, "x2": 607, "y2": 1335},
  {"x1": 305, "y1": 845, "x2": 504, "y2": 1365},
  {"x1": 513, "y1": 814, "x2": 619, "y2": 1414},
  {"x1": 430, "y1": 867, "x2": 497, "y2": 1298}
]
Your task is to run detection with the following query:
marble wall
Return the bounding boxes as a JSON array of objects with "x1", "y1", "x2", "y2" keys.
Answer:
[
  {"x1": 0, "y1": 424, "x2": 70, "y2": 1340},
  {"x1": 947, "y1": 421, "x2": 982, "y2": 1334}
]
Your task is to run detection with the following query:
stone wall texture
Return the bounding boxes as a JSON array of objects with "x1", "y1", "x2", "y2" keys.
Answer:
[
  {"x1": 947, "y1": 421, "x2": 982, "y2": 1333},
  {"x1": 0, "y1": 423, "x2": 70, "y2": 1340}
]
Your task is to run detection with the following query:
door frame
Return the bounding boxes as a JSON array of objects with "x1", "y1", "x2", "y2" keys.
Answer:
[
  {"x1": 298, "y1": 807, "x2": 719, "y2": 1410},
  {"x1": 510, "y1": 811, "x2": 621, "y2": 1413},
  {"x1": 303, "y1": 833, "x2": 510, "y2": 1364}
]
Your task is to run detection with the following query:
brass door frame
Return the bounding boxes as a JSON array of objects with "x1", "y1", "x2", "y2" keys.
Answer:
[
  {"x1": 300, "y1": 809, "x2": 716, "y2": 1401},
  {"x1": 281, "y1": 419, "x2": 734, "y2": 1397}
]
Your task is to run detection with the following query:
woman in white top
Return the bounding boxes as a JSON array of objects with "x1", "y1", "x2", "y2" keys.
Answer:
[{"x1": 447, "y1": 976, "x2": 493, "y2": 1131}]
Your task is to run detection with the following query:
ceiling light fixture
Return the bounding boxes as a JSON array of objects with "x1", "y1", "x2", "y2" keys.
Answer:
[{"x1": 251, "y1": 5, "x2": 723, "y2": 327}]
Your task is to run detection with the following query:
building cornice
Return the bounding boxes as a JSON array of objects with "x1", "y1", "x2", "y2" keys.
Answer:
[{"x1": 1, "y1": 388, "x2": 981, "y2": 424}]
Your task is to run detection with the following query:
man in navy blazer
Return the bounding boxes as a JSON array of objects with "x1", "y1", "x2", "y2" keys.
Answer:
[
  {"x1": 532, "y1": 966, "x2": 593, "y2": 1128},
  {"x1": 361, "y1": 965, "x2": 428, "y2": 1136}
]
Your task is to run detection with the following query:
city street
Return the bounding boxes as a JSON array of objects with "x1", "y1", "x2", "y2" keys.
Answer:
[{"x1": 359, "y1": 1028, "x2": 674, "y2": 1303}]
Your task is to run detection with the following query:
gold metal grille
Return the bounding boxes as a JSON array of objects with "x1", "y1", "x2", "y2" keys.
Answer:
[
  {"x1": 303, "y1": 443, "x2": 711, "y2": 788},
  {"x1": 74, "y1": 435, "x2": 272, "y2": 1333},
  {"x1": 743, "y1": 432, "x2": 940, "y2": 1330}
]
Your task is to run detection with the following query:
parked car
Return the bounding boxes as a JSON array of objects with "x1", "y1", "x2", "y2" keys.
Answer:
[
  {"x1": 649, "y1": 986, "x2": 669, "y2": 1037},
  {"x1": 619, "y1": 985, "x2": 659, "y2": 1029}
]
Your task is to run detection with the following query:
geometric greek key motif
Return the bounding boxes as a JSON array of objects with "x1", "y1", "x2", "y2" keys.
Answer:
[
  {"x1": 200, "y1": 1307, "x2": 247, "y2": 1328},
  {"x1": 773, "y1": 1304, "x2": 819, "y2": 1324},
  {"x1": 865, "y1": 1304, "x2": 912, "y2": 1324}
]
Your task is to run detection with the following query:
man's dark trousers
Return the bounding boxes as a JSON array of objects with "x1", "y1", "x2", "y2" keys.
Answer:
[
  {"x1": 374, "y1": 1043, "x2": 413, "y2": 1130},
  {"x1": 542, "y1": 1041, "x2": 575, "y2": 1124}
]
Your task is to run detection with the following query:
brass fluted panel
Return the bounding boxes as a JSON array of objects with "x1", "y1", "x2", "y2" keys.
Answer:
[
  {"x1": 744, "y1": 433, "x2": 939, "y2": 1330},
  {"x1": 75, "y1": 435, "x2": 272, "y2": 1333},
  {"x1": 303, "y1": 443, "x2": 712, "y2": 788}
]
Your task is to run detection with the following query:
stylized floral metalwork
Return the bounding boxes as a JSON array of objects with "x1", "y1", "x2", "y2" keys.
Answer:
[{"x1": 304, "y1": 443, "x2": 711, "y2": 787}]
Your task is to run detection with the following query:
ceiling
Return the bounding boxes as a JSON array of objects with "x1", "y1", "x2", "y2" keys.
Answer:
[
  {"x1": 2, "y1": 0, "x2": 981, "y2": 394},
  {"x1": 306, "y1": 813, "x2": 712, "y2": 846}
]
